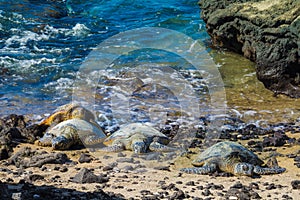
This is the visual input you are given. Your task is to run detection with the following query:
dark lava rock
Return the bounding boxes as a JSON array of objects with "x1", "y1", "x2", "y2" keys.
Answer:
[
  {"x1": 8, "y1": 147, "x2": 69, "y2": 168},
  {"x1": 71, "y1": 168, "x2": 109, "y2": 184},
  {"x1": 153, "y1": 165, "x2": 170, "y2": 171},
  {"x1": 78, "y1": 153, "x2": 93, "y2": 163},
  {"x1": 291, "y1": 180, "x2": 300, "y2": 189},
  {"x1": 116, "y1": 157, "x2": 134, "y2": 163},
  {"x1": 202, "y1": 189, "x2": 212, "y2": 196},
  {"x1": 0, "y1": 180, "x2": 122, "y2": 200},
  {"x1": 170, "y1": 189, "x2": 185, "y2": 200},
  {"x1": 226, "y1": 182, "x2": 261, "y2": 199},
  {"x1": 262, "y1": 132, "x2": 289, "y2": 147},
  {"x1": 25, "y1": 174, "x2": 44, "y2": 183},
  {"x1": 0, "y1": 115, "x2": 48, "y2": 160},
  {"x1": 199, "y1": 0, "x2": 300, "y2": 97}
]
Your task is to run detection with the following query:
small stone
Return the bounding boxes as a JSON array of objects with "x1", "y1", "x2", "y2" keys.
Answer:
[
  {"x1": 249, "y1": 182, "x2": 259, "y2": 190},
  {"x1": 117, "y1": 152, "x2": 126, "y2": 157},
  {"x1": 71, "y1": 168, "x2": 109, "y2": 183},
  {"x1": 265, "y1": 183, "x2": 276, "y2": 190},
  {"x1": 122, "y1": 165, "x2": 134, "y2": 171},
  {"x1": 78, "y1": 153, "x2": 93, "y2": 163},
  {"x1": 170, "y1": 189, "x2": 185, "y2": 200},
  {"x1": 153, "y1": 166, "x2": 170, "y2": 171},
  {"x1": 231, "y1": 182, "x2": 243, "y2": 189},
  {"x1": 186, "y1": 181, "x2": 195, "y2": 186},
  {"x1": 116, "y1": 157, "x2": 134, "y2": 163},
  {"x1": 202, "y1": 189, "x2": 211, "y2": 196},
  {"x1": 26, "y1": 174, "x2": 44, "y2": 182},
  {"x1": 291, "y1": 180, "x2": 300, "y2": 189},
  {"x1": 59, "y1": 166, "x2": 68, "y2": 172}
]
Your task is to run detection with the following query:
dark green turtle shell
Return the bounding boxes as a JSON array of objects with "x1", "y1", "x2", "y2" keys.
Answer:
[
  {"x1": 192, "y1": 141, "x2": 264, "y2": 167},
  {"x1": 103, "y1": 123, "x2": 170, "y2": 146}
]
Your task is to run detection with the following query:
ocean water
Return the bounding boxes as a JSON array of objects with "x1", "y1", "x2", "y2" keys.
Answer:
[
  {"x1": 1, "y1": 0, "x2": 299, "y2": 128},
  {"x1": 0, "y1": 0, "x2": 209, "y2": 115}
]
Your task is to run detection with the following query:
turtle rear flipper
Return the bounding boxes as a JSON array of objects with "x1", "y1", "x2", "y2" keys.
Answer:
[
  {"x1": 149, "y1": 141, "x2": 177, "y2": 152},
  {"x1": 253, "y1": 166, "x2": 286, "y2": 175},
  {"x1": 180, "y1": 163, "x2": 217, "y2": 174}
]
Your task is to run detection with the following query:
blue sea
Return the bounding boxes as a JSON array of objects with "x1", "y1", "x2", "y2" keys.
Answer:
[
  {"x1": 0, "y1": 0, "x2": 210, "y2": 116},
  {"x1": 1, "y1": 0, "x2": 299, "y2": 127}
]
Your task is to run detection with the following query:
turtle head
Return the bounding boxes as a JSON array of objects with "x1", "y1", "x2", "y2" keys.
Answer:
[
  {"x1": 234, "y1": 162, "x2": 254, "y2": 176},
  {"x1": 52, "y1": 136, "x2": 71, "y2": 150},
  {"x1": 132, "y1": 141, "x2": 147, "y2": 154}
]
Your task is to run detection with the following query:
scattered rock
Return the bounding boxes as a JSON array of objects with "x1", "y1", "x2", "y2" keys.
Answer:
[
  {"x1": 0, "y1": 180, "x2": 120, "y2": 199},
  {"x1": 291, "y1": 180, "x2": 300, "y2": 189},
  {"x1": 71, "y1": 168, "x2": 109, "y2": 184},
  {"x1": 8, "y1": 147, "x2": 69, "y2": 168},
  {"x1": 116, "y1": 157, "x2": 134, "y2": 163},
  {"x1": 262, "y1": 132, "x2": 289, "y2": 147},
  {"x1": 153, "y1": 165, "x2": 170, "y2": 171},
  {"x1": 25, "y1": 174, "x2": 44, "y2": 183},
  {"x1": 170, "y1": 189, "x2": 185, "y2": 199},
  {"x1": 78, "y1": 153, "x2": 93, "y2": 163}
]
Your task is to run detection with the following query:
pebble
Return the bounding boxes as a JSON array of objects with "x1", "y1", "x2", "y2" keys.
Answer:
[
  {"x1": 122, "y1": 165, "x2": 134, "y2": 172},
  {"x1": 291, "y1": 180, "x2": 300, "y2": 189},
  {"x1": 117, "y1": 152, "x2": 126, "y2": 157},
  {"x1": 170, "y1": 189, "x2": 185, "y2": 199},
  {"x1": 116, "y1": 157, "x2": 134, "y2": 163},
  {"x1": 78, "y1": 153, "x2": 93, "y2": 163},
  {"x1": 153, "y1": 166, "x2": 170, "y2": 171},
  {"x1": 202, "y1": 189, "x2": 211, "y2": 196},
  {"x1": 25, "y1": 174, "x2": 44, "y2": 182}
]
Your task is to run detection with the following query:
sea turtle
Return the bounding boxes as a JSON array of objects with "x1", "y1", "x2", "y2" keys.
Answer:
[
  {"x1": 37, "y1": 118, "x2": 106, "y2": 150},
  {"x1": 39, "y1": 103, "x2": 99, "y2": 129},
  {"x1": 101, "y1": 123, "x2": 176, "y2": 154},
  {"x1": 180, "y1": 141, "x2": 286, "y2": 176}
]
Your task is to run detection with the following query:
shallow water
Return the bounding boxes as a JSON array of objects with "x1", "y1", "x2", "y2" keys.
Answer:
[{"x1": 0, "y1": 0, "x2": 299, "y2": 128}]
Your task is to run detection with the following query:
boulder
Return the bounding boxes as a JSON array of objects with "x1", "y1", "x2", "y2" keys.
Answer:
[{"x1": 199, "y1": 0, "x2": 300, "y2": 97}]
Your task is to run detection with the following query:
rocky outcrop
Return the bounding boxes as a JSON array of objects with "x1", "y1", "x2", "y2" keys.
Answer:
[
  {"x1": 0, "y1": 115, "x2": 47, "y2": 160},
  {"x1": 199, "y1": 0, "x2": 300, "y2": 97}
]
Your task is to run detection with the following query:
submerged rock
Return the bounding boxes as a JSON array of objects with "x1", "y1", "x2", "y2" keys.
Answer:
[{"x1": 199, "y1": 0, "x2": 300, "y2": 98}]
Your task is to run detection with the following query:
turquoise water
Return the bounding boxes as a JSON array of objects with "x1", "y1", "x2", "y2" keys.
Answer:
[
  {"x1": 0, "y1": 0, "x2": 209, "y2": 115},
  {"x1": 1, "y1": 0, "x2": 299, "y2": 127}
]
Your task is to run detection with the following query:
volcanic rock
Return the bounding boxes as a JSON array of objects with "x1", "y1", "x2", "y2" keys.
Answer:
[{"x1": 199, "y1": 0, "x2": 300, "y2": 97}]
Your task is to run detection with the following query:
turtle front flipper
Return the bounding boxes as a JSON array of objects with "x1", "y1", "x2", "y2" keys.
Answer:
[
  {"x1": 100, "y1": 143, "x2": 125, "y2": 152},
  {"x1": 253, "y1": 166, "x2": 286, "y2": 175},
  {"x1": 82, "y1": 135, "x2": 106, "y2": 147},
  {"x1": 180, "y1": 163, "x2": 217, "y2": 174},
  {"x1": 149, "y1": 141, "x2": 177, "y2": 152}
]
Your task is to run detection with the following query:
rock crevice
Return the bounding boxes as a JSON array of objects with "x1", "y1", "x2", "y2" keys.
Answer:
[{"x1": 199, "y1": 0, "x2": 300, "y2": 97}]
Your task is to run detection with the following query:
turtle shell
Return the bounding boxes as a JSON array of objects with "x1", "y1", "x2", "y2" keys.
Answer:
[
  {"x1": 103, "y1": 123, "x2": 170, "y2": 145},
  {"x1": 48, "y1": 118, "x2": 106, "y2": 142},
  {"x1": 192, "y1": 141, "x2": 264, "y2": 167},
  {"x1": 40, "y1": 103, "x2": 96, "y2": 127}
]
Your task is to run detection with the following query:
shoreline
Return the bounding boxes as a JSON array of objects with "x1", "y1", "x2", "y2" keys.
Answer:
[{"x1": 0, "y1": 113, "x2": 299, "y2": 199}]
